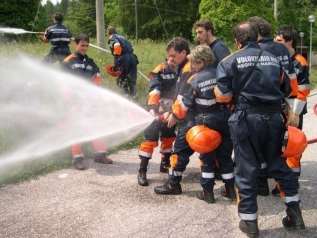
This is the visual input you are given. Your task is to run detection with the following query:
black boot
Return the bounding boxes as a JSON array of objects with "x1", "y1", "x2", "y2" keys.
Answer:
[
  {"x1": 160, "y1": 154, "x2": 170, "y2": 173},
  {"x1": 138, "y1": 170, "x2": 148, "y2": 186},
  {"x1": 72, "y1": 156, "x2": 86, "y2": 170},
  {"x1": 137, "y1": 157, "x2": 149, "y2": 186},
  {"x1": 282, "y1": 202, "x2": 305, "y2": 230},
  {"x1": 257, "y1": 177, "x2": 269, "y2": 196},
  {"x1": 221, "y1": 181, "x2": 236, "y2": 201},
  {"x1": 197, "y1": 190, "x2": 215, "y2": 203},
  {"x1": 239, "y1": 220, "x2": 259, "y2": 238},
  {"x1": 154, "y1": 180, "x2": 182, "y2": 195}
]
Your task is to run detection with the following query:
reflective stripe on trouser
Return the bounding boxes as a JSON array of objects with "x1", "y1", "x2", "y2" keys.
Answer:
[
  {"x1": 195, "y1": 109, "x2": 234, "y2": 182},
  {"x1": 140, "y1": 119, "x2": 175, "y2": 159},
  {"x1": 71, "y1": 139, "x2": 107, "y2": 159},
  {"x1": 139, "y1": 140, "x2": 158, "y2": 159},
  {"x1": 229, "y1": 110, "x2": 299, "y2": 216},
  {"x1": 169, "y1": 121, "x2": 194, "y2": 184},
  {"x1": 200, "y1": 154, "x2": 215, "y2": 192},
  {"x1": 160, "y1": 137, "x2": 175, "y2": 154}
]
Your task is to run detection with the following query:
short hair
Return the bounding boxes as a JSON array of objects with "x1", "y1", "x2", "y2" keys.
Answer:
[
  {"x1": 53, "y1": 13, "x2": 63, "y2": 23},
  {"x1": 277, "y1": 26, "x2": 298, "y2": 48},
  {"x1": 166, "y1": 37, "x2": 190, "y2": 55},
  {"x1": 248, "y1": 16, "x2": 272, "y2": 38},
  {"x1": 189, "y1": 45, "x2": 214, "y2": 65},
  {"x1": 233, "y1": 21, "x2": 258, "y2": 46},
  {"x1": 194, "y1": 19, "x2": 215, "y2": 35},
  {"x1": 107, "y1": 26, "x2": 117, "y2": 35},
  {"x1": 74, "y1": 33, "x2": 90, "y2": 44}
]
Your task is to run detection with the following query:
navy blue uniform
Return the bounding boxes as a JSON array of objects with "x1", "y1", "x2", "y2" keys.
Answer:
[
  {"x1": 138, "y1": 63, "x2": 177, "y2": 163},
  {"x1": 215, "y1": 42, "x2": 300, "y2": 221},
  {"x1": 108, "y1": 34, "x2": 138, "y2": 96},
  {"x1": 209, "y1": 39, "x2": 231, "y2": 68},
  {"x1": 44, "y1": 23, "x2": 72, "y2": 63},
  {"x1": 63, "y1": 52, "x2": 101, "y2": 83},
  {"x1": 176, "y1": 65, "x2": 234, "y2": 192}
]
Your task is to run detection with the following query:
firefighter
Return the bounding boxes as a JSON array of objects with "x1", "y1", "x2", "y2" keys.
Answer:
[
  {"x1": 194, "y1": 19, "x2": 231, "y2": 180},
  {"x1": 249, "y1": 16, "x2": 300, "y2": 196},
  {"x1": 214, "y1": 21, "x2": 305, "y2": 236},
  {"x1": 42, "y1": 13, "x2": 72, "y2": 64},
  {"x1": 272, "y1": 26, "x2": 311, "y2": 195},
  {"x1": 153, "y1": 37, "x2": 193, "y2": 195},
  {"x1": 107, "y1": 26, "x2": 139, "y2": 97},
  {"x1": 194, "y1": 19, "x2": 231, "y2": 67},
  {"x1": 159, "y1": 45, "x2": 235, "y2": 203},
  {"x1": 137, "y1": 57, "x2": 177, "y2": 186},
  {"x1": 63, "y1": 33, "x2": 112, "y2": 170}
]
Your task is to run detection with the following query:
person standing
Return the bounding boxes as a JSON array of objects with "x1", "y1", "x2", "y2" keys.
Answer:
[
  {"x1": 215, "y1": 21, "x2": 305, "y2": 237},
  {"x1": 107, "y1": 26, "x2": 139, "y2": 97},
  {"x1": 63, "y1": 33, "x2": 112, "y2": 170},
  {"x1": 42, "y1": 13, "x2": 72, "y2": 64}
]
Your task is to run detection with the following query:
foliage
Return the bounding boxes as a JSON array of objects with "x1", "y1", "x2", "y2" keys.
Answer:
[
  {"x1": 199, "y1": 0, "x2": 275, "y2": 42},
  {"x1": 118, "y1": 0, "x2": 201, "y2": 40}
]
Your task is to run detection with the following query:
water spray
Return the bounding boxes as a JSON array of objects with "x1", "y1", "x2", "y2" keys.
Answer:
[
  {"x1": 0, "y1": 55, "x2": 153, "y2": 171},
  {"x1": 0, "y1": 27, "x2": 43, "y2": 35}
]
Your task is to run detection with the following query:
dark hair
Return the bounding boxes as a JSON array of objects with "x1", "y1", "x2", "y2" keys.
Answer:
[
  {"x1": 107, "y1": 26, "x2": 117, "y2": 35},
  {"x1": 74, "y1": 33, "x2": 90, "y2": 44},
  {"x1": 53, "y1": 13, "x2": 63, "y2": 23},
  {"x1": 248, "y1": 16, "x2": 272, "y2": 38},
  {"x1": 277, "y1": 26, "x2": 298, "y2": 48},
  {"x1": 233, "y1": 21, "x2": 258, "y2": 46},
  {"x1": 166, "y1": 37, "x2": 190, "y2": 55},
  {"x1": 194, "y1": 19, "x2": 215, "y2": 35}
]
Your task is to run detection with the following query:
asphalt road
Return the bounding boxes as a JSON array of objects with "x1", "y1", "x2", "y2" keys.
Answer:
[{"x1": 0, "y1": 93, "x2": 317, "y2": 238}]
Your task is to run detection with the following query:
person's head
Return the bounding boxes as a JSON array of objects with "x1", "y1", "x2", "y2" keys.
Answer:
[
  {"x1": 189, "y1": 45, "x2": 214, "y2": 73},
  {"x1": 233, "y1": 21, "x2": 258, "y2": 49},
  {"x1": 248, "y1": 16, "x2": 272, "y2": 39},
  {"x1": 194, "y1": 19, "x2": 215, "y2": 45},
  {"x1": 166, "y1": 37, "x2": 190, "y2": 65},
  {"x1": 107, "y1": 26, "x2": 117, "y2": 37},
  {"x1": 275, "y1": 26, "x2": 298, "y2": 50},
  {"x1": 74, "y1": 33, "x2": 90, "y2": 55},
  {"x1": 53, "y1": 13, "x2": 63, "y2": 24}
]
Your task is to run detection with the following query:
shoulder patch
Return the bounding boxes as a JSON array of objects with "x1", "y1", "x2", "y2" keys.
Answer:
[
  {"x1": 295, "y1": 54, "x2": 308, "y2": 67},
  {"x1": 63, "y1": 54, "x2": 76, "y2": 63},
  {"x1": 151, "y1": 63, "x2": 165, "y2": 74}
]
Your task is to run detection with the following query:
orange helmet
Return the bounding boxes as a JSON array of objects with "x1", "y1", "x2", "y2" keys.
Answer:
[
  {"x1": 283, "y1": 126, "x2": 307, "y2": 158},
  {"x1": 186, "y1": 125, "x2": 222, "y2": 154},
  {"x1": 104, "y1": 64, "x2": 121, "y2": 77}
]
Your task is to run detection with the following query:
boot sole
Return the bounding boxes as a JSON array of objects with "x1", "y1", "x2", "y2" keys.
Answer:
[
  {"x1": 282, "y1": 218, "x2": 306, "y2": 231},
  {"x1": 138, "y1": 182, "x2": 149, "y2": 186},
  {"x1": 154, "y1": 190, "x2": 182, "y2": 195}
]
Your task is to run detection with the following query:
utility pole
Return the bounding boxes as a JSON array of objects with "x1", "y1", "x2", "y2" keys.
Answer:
[
  {"x1": 274, "y1": 0, "x2": 278, "y2": 21},
  {"x1": 135, "y1": 0, "x2": 138, "y2": 41},
  {"x1": 96, "y1": 0, "x2": 106, "y2": 47}
]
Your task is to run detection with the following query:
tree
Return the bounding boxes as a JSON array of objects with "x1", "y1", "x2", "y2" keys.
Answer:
[
  {"x1": 64, "y1": 0, "x2": 96, "y2": 36},
  {"x1": 199, "y1": 0, "x2": 275, "y2": 42},
  {"x1": 277, "y1": 0, "x2": 317, "y2": 45},
  {"x1": 117, "y1": 0, "x2": 201, "y2": 40},
  {"x1": 0, "y1": 0, "x2": 40, "y2": 29}
]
